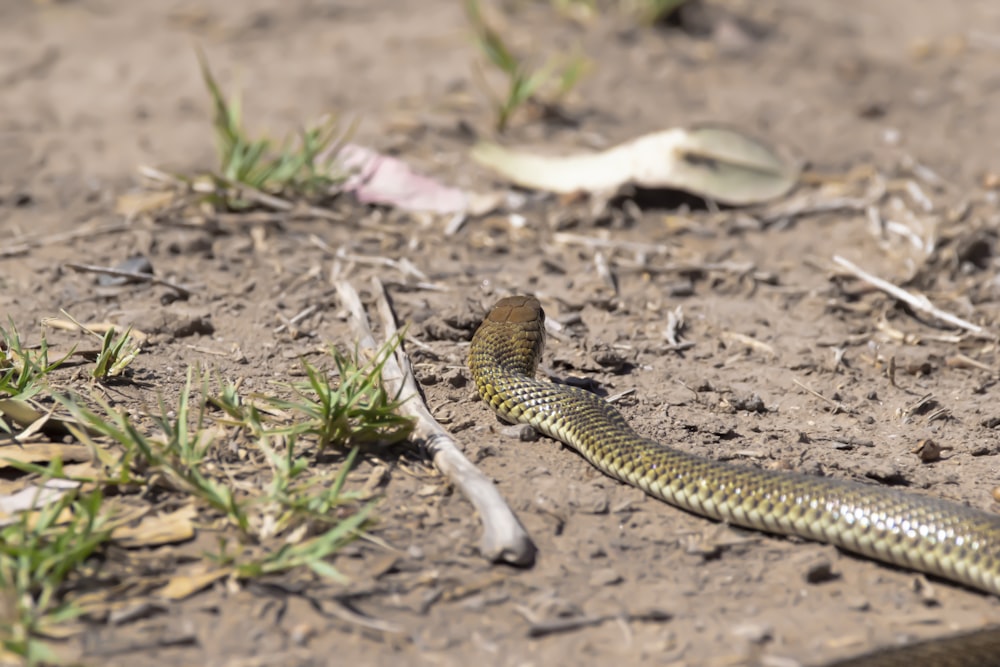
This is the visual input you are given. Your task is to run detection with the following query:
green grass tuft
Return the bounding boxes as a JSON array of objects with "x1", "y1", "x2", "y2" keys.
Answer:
[
  {"x1": 196, "y1": 50, "x2": 352, "y2": 208},
  {"x1": 0, "y1": 479, "x2": 113, "y2": 665},
  {"x1": 465, "y1": 0, "x2": 590, "y2": 132},
  {"x1": 0, "y1": 320, "x2": 71, "y2": 403}
]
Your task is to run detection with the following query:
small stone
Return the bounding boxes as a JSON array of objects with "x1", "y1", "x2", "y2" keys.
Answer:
[
  {"x1": 846, "y1": 596, "x2": 870, "y2": 611},
  {"x1": 913, "y1": 577, "x2": 940, "y2": 606},
  {"x1": 912, "y1": 438, "x2": 951, "y2": 463},
  {"x1": 731, "y1": 622, "x2": 772, "y2": 644},
  {"x1": 473, "y1": 444, "x2": 498, "y2": 463},
  {"x1": 460, "y1": 594, "x2": 487, "y2": 611},
  {"x1": 289, "y1": 623, "x2": 315, "y2": 646},
  {"x1": 729, "y1": 392, "x2": 767, "y2": 413},
  {"x1": 502, "y1": 424, "x2": 539, "y2": 441},
  {"x1": 804, "y1": 559, "x2": 839, "y2": 584},
  {"x1": 417, "y1": 484, "x2": 442, "y2": 497},
  {"x1": 419, "y1": 371, "x2": 440, "y2": 386},
  {"x1": 445, "y1": 369, "x2": 467, "y2": 388},
  {"x1": 588, "y1": 545, "x2": 608, "y2": 559},
  {"x1": 568, "y1": 483, "x2": 610, "y2": 514},
  {"x1": 589, "y1": 567, "x2": 623, "y2": 587}
]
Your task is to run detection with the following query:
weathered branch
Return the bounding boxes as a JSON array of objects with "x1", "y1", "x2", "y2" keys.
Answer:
[{"x1": 334, "y1": 279, "x2": 537, "y2": 566}]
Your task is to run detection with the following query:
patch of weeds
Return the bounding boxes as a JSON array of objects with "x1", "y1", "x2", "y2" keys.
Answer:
[
  {"x1": 0, "y1": 320, "x2": 71, "y2": 401},
  {"x1": 58, "y1": 339, "x2": 409, "y2": 565},
  {"x1": 254, "y1": 431, "x2": 372, "y2": 537},
  {"x1": 204, "y1": 339, "x2": 412, "y2": 576},
  {"x1": 264, "y1": 339, "x2": 414, "y2": 452},
  {"x1": 465, "y1": 0, "x2": 590, "y2": 131},
  {"x1": 196, "y1": 50, "x2": 352, "y2": 208},
  {"x1": 57, "y1": 370, "x2": 248, "y2": 532},
  {"x1": 0, "y1": 480, "x2": 113, "y2": 665},
  {"x1": 0, "y1": 335, "x2": 415, "y2": 654},
  {"x1": 91, "y1": 327, "x2": 141, "y2": 381},
  {"x1": 56, "y1": 311, "x2": 141, "y2": 383},
  {"x1": 212, "y1": 336, "x2": 412, "y2": 527},
  {"x1": 212, "y1": 445, "x2": 374, "y2": 581}
]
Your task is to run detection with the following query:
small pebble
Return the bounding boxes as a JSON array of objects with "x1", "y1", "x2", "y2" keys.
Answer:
[
  {"x1": 289, "y1": 623, "x2": 316, "y2": 646},
  {"x1": 502, "y1": 424, "x2": 540, "y2": 441},
  {"x1": 913, "y1": 577, "x2": 939, "y2": 606},
  {"x1": 846, "y1": 596, "x2": 870, "y2": 611},
  {"x1": 417, "y1": 484, "x2": 442, "y2": 497},
  {"x1": 445, "y1": 369, "x2": 467, "y2": 388},
  {"x1": 589, "y1": 567, "x2": 623, "y2": 586},
  {"x1": 731, "y1": 622, "x2": 773, "y2": 644},
  {"x1": 730, "y1": 393, "x2": 767, "y2": 413},
  {"x1": 912, "y1": 438, "x2": 951, "y2": 463},
  {"x1": 760, "y1": 656, "x2": 803, "y2": 667},
  {"x1": 473, "y1": 444, "x2": 498, "y2": 463},
  {"x1": 588, "y1": 545, "x2": 608, "y2": 559},
  {"x1": 804, "y1": 559, "x2": 839, "y2": 584},
  {"x1": 569, "y1": 483, "x2": 610, "y2": 515},
  {"x1": 882, "y1": 127, "x2": 902, "y2": 145}
]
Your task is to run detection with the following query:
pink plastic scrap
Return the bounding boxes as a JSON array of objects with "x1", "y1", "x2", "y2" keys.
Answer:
[{"x1": 338, "y1": 144, "x2": 470, "y2": 215}]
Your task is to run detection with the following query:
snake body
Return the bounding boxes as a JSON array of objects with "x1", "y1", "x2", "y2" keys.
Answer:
[{"x1": 468, "y1": 295, "x2": 1000, "y2": 598}]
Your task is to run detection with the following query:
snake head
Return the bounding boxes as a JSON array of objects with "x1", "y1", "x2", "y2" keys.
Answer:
[{"x1": 473, "y1": 295, "x2": 546, "y2": 376}]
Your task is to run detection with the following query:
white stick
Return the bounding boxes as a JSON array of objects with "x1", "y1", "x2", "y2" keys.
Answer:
[
  {"x1": 334, "y1": 279, "x2": 537, "y2": 565},
  {"x1": 832, "y1": 255, "x2": 987, "y2": 336}
]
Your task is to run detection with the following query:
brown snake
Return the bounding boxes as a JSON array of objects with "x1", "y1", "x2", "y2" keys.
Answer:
[{"x1": 468, "y1": 295, "x2": 1000, "y2": 667}]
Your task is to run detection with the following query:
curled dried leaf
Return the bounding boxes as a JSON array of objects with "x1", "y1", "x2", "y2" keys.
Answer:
[{"x1": 472, "y1": 125, "x2": 798, "y2": 205}]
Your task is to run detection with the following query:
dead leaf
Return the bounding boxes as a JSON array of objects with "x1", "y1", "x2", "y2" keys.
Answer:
[
  {"x1": 34, "y1": 619, "x2": 86, "y2": 640},
  {"x1": 0, "y1": 479, "x2": 80, "y2": 526},
  {"x1": 112, "y1": 504, "x2": 197, "y2": 548},
  {"x1": 0, "y1": 443, "x2": 91, "y2": 467},
  {"x1": 0, "y1": 398, "x2": 46, "y2": 428},
  {"x1": 471, "y1": 125, "x2": 798, "y2": 205},
  {"x1": 41, "y1": 318, "x2": 149, "y2": 343},
  {"x1": 115, "y1": 190, "x2": 176, "y2": 218},
  {"x1": 157, "y1": 565, "x2": 231, "y2": 601},
  {"x1": 0, "y1": 398, "x2": 103, "y2": 438}
]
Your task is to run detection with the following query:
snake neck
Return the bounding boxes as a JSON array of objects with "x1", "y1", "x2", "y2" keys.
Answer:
[{"x1": 469, "y1": 322, "x2": 544, "y2": 379}]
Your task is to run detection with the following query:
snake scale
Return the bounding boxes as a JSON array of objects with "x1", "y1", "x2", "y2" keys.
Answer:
[{"x1": 468, "y1": 295, "x2": 1000, "y2": 666}]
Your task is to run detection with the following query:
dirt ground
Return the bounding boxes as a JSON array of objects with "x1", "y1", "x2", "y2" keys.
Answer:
[{"x1": 5, "y1": 1, "x2": 1000, "y2": 665}]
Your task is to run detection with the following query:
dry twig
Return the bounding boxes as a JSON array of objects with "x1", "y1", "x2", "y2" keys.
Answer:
[
  {"x1": 334, "y1": 279, "x2": 537, "y2": 565},
  {"x1": 63, "y1": 262, "x2": 195, "y2": 297},
  {"x1": 793, "y1": 378, "x2": 850, "y2": 415},
  {"x1": 0, "y1": 222, "x2": 132, "y2": 258},
  {"x1": 522, "y1": 608, "x2": 671, "y2": 638},
  {"x1": 832, "y1": 255, "x2": 989, "y2": 338}
]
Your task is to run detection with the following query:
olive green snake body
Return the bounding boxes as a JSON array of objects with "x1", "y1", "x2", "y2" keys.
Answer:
[{"x1": 468, "y1": 295, "x2": 1000, "y2": 665}]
